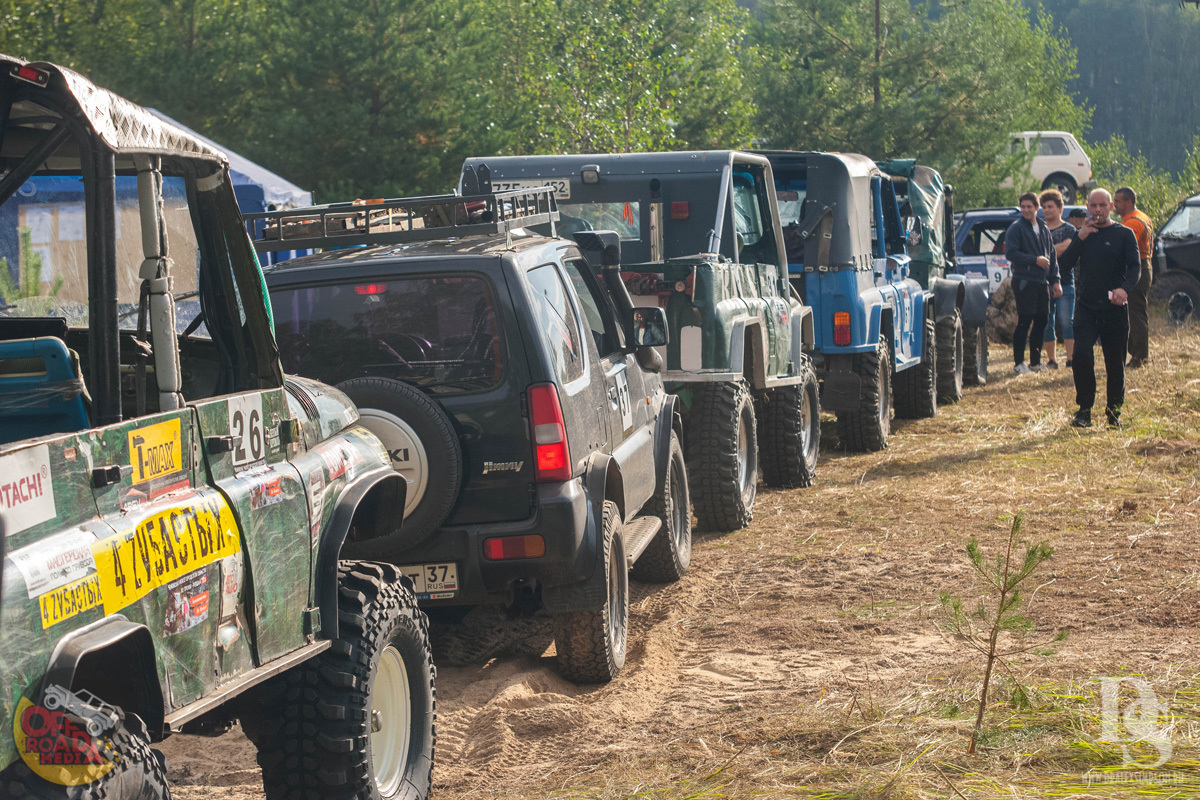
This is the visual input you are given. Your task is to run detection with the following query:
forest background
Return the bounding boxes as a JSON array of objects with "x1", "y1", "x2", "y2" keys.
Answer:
[{"x1": 2, "y1": 0, "x2": 1199, "y2": 223}]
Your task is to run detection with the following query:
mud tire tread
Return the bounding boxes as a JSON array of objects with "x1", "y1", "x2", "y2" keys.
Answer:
[
  {"x1": 895, "y1": 315, "x2": 938, "y2": 419},
  {"x1": 632, "y1": 431, "x2": 692, "y2": 583},
  {"x1": 935, "y1": 311, "x2": 964, "y2": 404},
  {"x1": 686, "y1": 381, "x2": 757, "y2": 532},
  {"x1": 962, "y1": 324, "x2": 988, "y2": 386},
  {"x1": 254, "y1": 561, "x2": 436, "y2": 800},
  {"x1": 757, "y1": 363, "x2": 819, "y2": 488},
  {"x1": 835, "y1": 339, "x2": 892, "y2": 452}
]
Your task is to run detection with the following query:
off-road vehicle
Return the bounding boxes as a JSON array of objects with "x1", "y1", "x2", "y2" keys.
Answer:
[
  {"x1": 253, "y1": 189, "x2": 690, "y2": 684},
  {"x1": 0, "y1": 55, "x2": 435, "y2": 799},
  {"x1": 460, "y1": 152, "x2": 818, "y2": 533},
  {"x1": 878, "y1": 160, "x2": 991, "y2": 389},
  {"x1": 1153, "y1": 192, "x2": 1200, "y2": 323},
  {"x1": 762, "y1": 151, "x2": 937, "y2": 453}
]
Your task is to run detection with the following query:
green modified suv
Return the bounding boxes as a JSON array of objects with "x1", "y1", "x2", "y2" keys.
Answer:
[
  {"x1": 0, "y1": 55, "x2": 434, "y2": 800},
  {"x1": 461, "y1": 153, "x2": 819, "y2": 533}
]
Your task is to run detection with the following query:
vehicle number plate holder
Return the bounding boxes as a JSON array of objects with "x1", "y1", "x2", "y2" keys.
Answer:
[{"x1": 399, "y1": 562, "x2": 459, "y2": 600}]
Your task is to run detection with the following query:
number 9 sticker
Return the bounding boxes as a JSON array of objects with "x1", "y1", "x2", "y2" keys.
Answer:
[{"x1": 227, "y1": 395, "x2": 266, "y2": 466}]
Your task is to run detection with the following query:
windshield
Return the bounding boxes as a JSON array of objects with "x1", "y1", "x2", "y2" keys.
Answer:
[
  {"x1": 1160, "y1": 204, "x2": 1200, "y2": 238},
  {"x1": 1, "y1": 175, "x2": 203, "y2": 334},
  {"x1": 558, "y1": 202, "x2": 640, "y2": 241}
]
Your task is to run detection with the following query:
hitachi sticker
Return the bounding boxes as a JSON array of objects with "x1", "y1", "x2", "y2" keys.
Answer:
[
  {"x1": 8, "y1": 529, "x2": 98, "y2": 598},
  {"x1": 0, "y1": 444, "x2": 57, "y2": 536}
]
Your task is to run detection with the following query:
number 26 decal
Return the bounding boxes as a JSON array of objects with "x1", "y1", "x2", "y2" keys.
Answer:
[{"x1": 227, "y1": 396, "x2": 266, "y2": 466}]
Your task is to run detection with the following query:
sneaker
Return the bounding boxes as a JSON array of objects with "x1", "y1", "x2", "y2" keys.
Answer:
[
  {"x1": 1031, "y1": 363, "x2": 1047, "y2": 372},
  {"x1": 1106, "y1": 408, "x2": 1122, "y2": 428},
  {"x1": 1047, "y1": 360, "x2": 1059, "y2": 370},
  {"x1": 1065, "y1": 359, "x2": 1073, "y2": 368},
  {"x1": 1071, "y1": 410, "x2": 1092, "y2": 428},
  {"x1": 1127, "y1": 358, "x2": 1146, "y2": 369},
  {"x1": 1014, "y1": 363, "x2": 1032, "y2": 374}
]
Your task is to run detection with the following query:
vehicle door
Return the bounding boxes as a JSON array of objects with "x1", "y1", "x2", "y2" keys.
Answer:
[{"x1": 562, "y1": 258, "x2": 656, "y2": 517}]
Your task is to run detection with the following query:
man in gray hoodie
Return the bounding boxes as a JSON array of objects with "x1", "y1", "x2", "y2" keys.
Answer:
[{"x1": 1004, "y1": 192, "x2": 1063, "y2": 373}]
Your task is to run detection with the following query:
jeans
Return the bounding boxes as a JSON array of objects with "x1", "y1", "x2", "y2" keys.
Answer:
[
  {"x1": 1042, "y1": 283, "x2": 1076, "y2": 343},
  {"x1": 1013, "y1": 278, "x2": 1050, "y2": 366},
  {"x1": 1073, "y1": 303, "x2": 1129, "y2": 413}
]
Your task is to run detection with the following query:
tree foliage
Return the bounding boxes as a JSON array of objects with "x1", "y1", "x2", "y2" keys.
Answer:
[
  {"x1": 1087, "y1": 134, "x2": 1200, "y2": 227},
  {"x1": 753, "y1": 0, "x2": 1090, "y2": 207}
]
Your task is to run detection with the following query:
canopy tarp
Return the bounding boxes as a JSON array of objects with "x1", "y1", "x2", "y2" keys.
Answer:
[{"x1": 877, "y1": 159, "x2": 946, "y2": 270}]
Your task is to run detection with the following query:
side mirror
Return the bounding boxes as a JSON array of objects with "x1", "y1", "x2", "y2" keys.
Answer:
[{"x1": 630, "y1": 306, "x2": 668, "y2": 348}]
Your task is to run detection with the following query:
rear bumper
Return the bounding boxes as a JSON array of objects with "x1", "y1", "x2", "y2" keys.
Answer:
[{"x1": 399, "y1": 478, "x2": 593, "y2": 606}]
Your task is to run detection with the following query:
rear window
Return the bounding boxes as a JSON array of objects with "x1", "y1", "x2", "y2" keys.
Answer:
[{"x1": 271, "y1": 275, "x2": 504, "y2": 394}]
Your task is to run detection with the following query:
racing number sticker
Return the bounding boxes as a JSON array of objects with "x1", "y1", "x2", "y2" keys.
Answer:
[
  {"x1": 90, "y1": 492, "x2": 242, "y2": 616},
  {"x1": 615, "y1": 369, "x2": 633, "y2": 432},
  {"x1": 227, "y1": 395, "x2": 266, "y2": 466}
]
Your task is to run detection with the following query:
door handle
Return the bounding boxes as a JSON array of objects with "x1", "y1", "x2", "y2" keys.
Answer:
[
  {"x1": 206, "y1": 435, "x2": 241, "y2": 454},
  {"x1": 92, "y1": 464, "x2": 132, "y2": 488}
]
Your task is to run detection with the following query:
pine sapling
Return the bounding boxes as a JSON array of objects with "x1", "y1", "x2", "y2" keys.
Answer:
[{"x1": 939, "y1": 512, "x2": 1066, "y2": 754}]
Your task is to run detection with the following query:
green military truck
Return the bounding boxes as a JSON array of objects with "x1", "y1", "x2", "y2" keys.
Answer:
[
  {"x1": 461, "y1": 153, "x2": 818, "y2": 532},
  {"x1": 0, "y1": 56, "x2": 435, "y2": 800}
]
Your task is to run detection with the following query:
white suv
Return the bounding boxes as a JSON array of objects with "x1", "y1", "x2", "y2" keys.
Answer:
[{"x1": 1009, "y1": 131, "x2": 1091, "y2": 204}]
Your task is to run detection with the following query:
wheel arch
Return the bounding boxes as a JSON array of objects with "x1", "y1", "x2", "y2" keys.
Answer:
[
  {"x1": 316, "y1": 467, "x2": 408, "y2": 640},
  {"x1": 652, "y1": 394, "x2": 683, "y2": 498},
  {"x1": 930, "y1": 277, "x2": 965, "y2": 322},
  {"x1": 41, "y1": 616, "x2": 165, "y2": 739},
  {"x1": 728, "y1": 317, "x2": 768, "y2": 390}
]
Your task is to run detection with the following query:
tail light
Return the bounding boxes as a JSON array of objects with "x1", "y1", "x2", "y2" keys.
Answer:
[
  {"x1": 833, "y1": 312, "x2": 851, "y2": 346},
  {"x1": 355, "y1": 283, "x2": 387, "y2": 295},
  {"x1": 528, "y1": 383, "x2": 571, "y2": 482},
  {"x1": 484, "y1": 535, "x2": 546, "y2": 560}
]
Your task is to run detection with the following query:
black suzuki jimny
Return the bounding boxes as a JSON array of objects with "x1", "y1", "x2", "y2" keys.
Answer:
[{"x1": 254, "y1": 185, "x2": 690, "y2": 682}]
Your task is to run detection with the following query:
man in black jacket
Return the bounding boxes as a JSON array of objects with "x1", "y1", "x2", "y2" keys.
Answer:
[
  {"x1": 1058, "y1": 188, "x2": 1141, "y2": 428},
  {"x1": 1005, "y1": 193, "x2": 1062, "y2": 373}
]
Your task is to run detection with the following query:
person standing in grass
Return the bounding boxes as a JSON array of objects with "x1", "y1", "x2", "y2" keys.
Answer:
[
  {"x1": 1058, "y1": 188, "x2": 1141, "y2": 429},
  {"x1": 1113, "y1": 187, "x2": 1153, "y2": 368},
  {"x1": 1005, "y1": 192, "x2": 1062, "y2": 373},
  {"x1": 1039, "y1": 190, "x2": 1076, "y2": 369}
]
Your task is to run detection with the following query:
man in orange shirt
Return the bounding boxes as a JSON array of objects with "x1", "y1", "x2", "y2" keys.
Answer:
[{"x1": 1114, "y1": 187, "x2": 1153, "y2": 367}]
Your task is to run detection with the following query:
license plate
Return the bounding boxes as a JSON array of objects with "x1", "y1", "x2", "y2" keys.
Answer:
[
  {"x1": 491, "y1": 178, "x2": 570, "y2": 200},
  {"x1": 399, "y1": 562, "x2": 459, "y2": 599}
]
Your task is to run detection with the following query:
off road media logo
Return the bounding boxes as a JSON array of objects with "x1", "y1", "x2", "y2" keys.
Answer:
[
  {"x1": 1097, "y1": 677, "x2": 1173, "y2": 768},
  {"x1": 12, "y1": 694, "x2": 118, "y2": 785}
]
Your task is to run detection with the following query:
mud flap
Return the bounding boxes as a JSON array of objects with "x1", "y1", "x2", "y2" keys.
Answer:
[
  {"x1": 820, "y1": 355, "x2": 861, "y2": 413},
  {"x1": 542, "y1": 456, "x2": 611, "y2": 615},
  {"x1": 931, "y1": 277, "x2": 965, "y2": 323}
]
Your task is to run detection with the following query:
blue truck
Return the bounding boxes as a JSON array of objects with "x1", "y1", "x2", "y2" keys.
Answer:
[{"x1": 762, "y1": 151, "x2": 937, "y2": 452}]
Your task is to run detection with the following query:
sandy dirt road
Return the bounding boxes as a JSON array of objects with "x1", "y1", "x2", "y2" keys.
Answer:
[{"x1": 165, "y1": 326, "x2": 1200, "y2": 799}]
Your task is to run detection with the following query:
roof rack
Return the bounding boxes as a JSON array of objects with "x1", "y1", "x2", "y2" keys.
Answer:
[{"x1": 246, "y1": 187, "x2": 559, "y2": 253}]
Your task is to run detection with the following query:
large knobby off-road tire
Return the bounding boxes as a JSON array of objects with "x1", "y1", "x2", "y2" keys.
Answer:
[
  {"x1": 1150, "y1": 270, "x2": 1200, "y2": 324},
  {"x1": 757, "y1": 363, "x2": 820, "y2": 489},
  {"x1": 935, "y1": 310, "x2": 964, "y2": 404},
  {"x1": 553, "y1": 501, "x2": 629, "y2": 684},
  {"x1": 632, "y1": 430, "x2": 692, "y2": 583},
  {"x1": 895, "y1": 314, "x2": 938, "y2": 420},
  {"x1": 0, "y1": 712, "x2": 169, "y2": 800},
  {"x1": 254, "y1": 561, "x2": 436, "y2": 800},
  {"x1": 835, "y1": 339, "x2": 892, "y2": 452},
  {"x1": 686, "y1": 380, "x2": 758, "y2": 532},
  {"x1": 962, "y1": 323, "x2": 988, "y2": 386},
  {"x1": 336, "y1": 377, "x2": 462, "y2": 554}
]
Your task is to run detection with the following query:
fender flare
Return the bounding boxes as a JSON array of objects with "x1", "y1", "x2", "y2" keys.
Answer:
[
  {"x1": 41, "y1": 615, "x2": 164, "y2": 738},
  {"x1": 542, "y1": 454, "x2": 617, "y2": 614},
  {"x1": 316, "y1": 467, "x2": 407, "y2": 640},
  {"x1": 790, "y1": 307, "x2": 815, "y2": 365},
  {"x1": 930, "y1": 277, "x2": 965, "y2": 323},
  {"x1": 728, "y1": 317, "x2": 768, "y2": 389},
  {"x1": 652, "y1": 395, "x2": 683, "y2": 497}
]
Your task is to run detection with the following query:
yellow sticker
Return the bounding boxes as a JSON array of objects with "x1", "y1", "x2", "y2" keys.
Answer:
[
  {"x1": 91, "y1": 492, "x2": 241, "y2": 616},
  {"x1": 12, "y1": 696, "x2": 118, "y2": 785},
  {"x1": 128, "y1": 418, "x2": 184, "y2": 485},
  {"x1": 38, "y1": 574, "x2": 103, "y2": 629}
]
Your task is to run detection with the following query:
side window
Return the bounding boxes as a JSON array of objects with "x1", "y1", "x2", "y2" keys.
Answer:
[
  {"x1": 732, "y1": 173, "x2": 764, "y2": 248},
  {"x1": 528, "y1": 264, "x2": 585, "y2": 383},
  {"x1": 563, "y1": 259, "x2": 621, "y2": 358},
  {"x1": 1037, "y1": 137, "x2": 1070, "y2": 157}
]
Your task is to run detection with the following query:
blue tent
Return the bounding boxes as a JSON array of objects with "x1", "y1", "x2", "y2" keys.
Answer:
[{"x1": 147, "y1": 110, "x2": 312, "y2": 264}]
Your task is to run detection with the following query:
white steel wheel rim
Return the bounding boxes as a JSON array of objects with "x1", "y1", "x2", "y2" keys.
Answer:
[
  {"x1": 359, "y1": 408, "x2": 429, "y2": 518},
  {"x1": 801, "y1": 387, "x2": 817, "y2": 463},
  {"x1": 737, "y1": 412, "x2": 752, "y2": 495},
  {"x1": 607, "y1": 544, "x2": 628, "y2": 661},
  {"x1": 371, "y1": 645, "x2": 412, "y2": 797}
]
